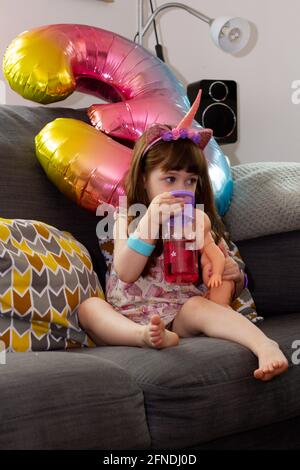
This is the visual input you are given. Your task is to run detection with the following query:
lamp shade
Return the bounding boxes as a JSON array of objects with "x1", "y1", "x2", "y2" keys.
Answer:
[{"x1": 210, "y1": 16, "x2": 251, "y2": 53}]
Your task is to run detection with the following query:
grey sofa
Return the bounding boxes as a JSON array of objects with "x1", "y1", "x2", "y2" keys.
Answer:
[{"x1": 0, "y1": 105, "x2": 300, "y2": 450}]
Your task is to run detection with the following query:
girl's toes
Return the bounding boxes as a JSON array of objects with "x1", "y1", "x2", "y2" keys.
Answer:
[
  {"x1": 261, "y1": 373, "x2": 273, "y2": 382},
  {"x1": 150, "y1": 330, "x2": 161, "y2": 338},
  {"x1": 150, "y1": 323, "x2": 159, "y2": 331},
  {"x1": 152, "y1": 338, "x2": 162, "y2": 347},
  {"x1": 150, "y1": 327, "x2": 160, "y2": 334},
  {"x1": 273, "y1": 361, "x2": 282, "y2": 369},
  {"x1": 254, "y1": 368, "x2": 264, "y2": 379},
  {"x1": 151, "y1": 335, "x2": 161, "y2": 344},
  {"x1": 151, "y1": 334, "x2": 161, "y2": 342},
  {"x1": 151, "y1": 314, "x2": 161, "y2": 325}
]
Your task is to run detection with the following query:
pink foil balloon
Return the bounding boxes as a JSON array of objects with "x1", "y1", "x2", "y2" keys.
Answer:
[{"x1": 3, "y1": 24, "x2": 232, "y2": 214}]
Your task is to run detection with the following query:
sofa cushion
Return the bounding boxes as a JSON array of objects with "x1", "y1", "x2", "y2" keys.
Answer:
[
  {"x1": 75, "y1": 313, "x2": 300, "y2": 449},
  {"x1": 0, "y1": 351, "x2": 150, "y2": 450},
  {"x1": 223, "y1": 162, "x2": 300, "y2": 242},
  {"x1": 236, "y1": 230, "x2": 300, "y2": 316},
  {"x1": 0, "y1": 218, "x2": 103, "y2": 351},
  {"x1": 0, "y1": 105, "x2": 107, "y2": 290}
]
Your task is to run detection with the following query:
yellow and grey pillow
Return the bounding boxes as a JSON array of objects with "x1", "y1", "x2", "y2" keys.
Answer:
[{"x1": 0, "y1": 218, "x2": 104, "y2": 352}]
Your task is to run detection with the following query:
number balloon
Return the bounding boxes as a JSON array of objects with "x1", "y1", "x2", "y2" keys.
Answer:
[{"x1": 3, "y1": 24, "x2": 233, "y2": 214}]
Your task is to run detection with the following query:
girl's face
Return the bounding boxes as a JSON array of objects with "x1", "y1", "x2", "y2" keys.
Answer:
[{"x1": 143, "y1": 166, "x2": 198, "y2": 202}]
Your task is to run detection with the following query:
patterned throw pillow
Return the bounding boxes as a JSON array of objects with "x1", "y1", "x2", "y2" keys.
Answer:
[
  {"x1": 0, "y1": 218, "x2": 104, "y2": 352},
  {"x1": 99, "y1": 234, "x2": 263, "y2": 324}
]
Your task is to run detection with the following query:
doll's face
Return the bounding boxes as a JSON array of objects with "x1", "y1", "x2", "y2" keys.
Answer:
[{"x1": 143, "y1": 166, "x2": 198, "y2": 202}]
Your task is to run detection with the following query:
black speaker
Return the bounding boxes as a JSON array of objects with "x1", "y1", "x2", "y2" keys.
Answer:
[{"x1": 187, "y1": 79, "x2": 237, "y2": 145}]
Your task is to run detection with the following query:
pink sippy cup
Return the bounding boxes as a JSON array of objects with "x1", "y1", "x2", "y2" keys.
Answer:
[{"x1": 163, "y1": 190, "x2": 199, "y2": 284}]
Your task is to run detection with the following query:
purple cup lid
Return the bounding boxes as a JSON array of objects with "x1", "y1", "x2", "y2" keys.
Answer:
[
  {"x1": 170, "y1": 190, "x2": 195, "y2": 204},
  {"x1": 170, "y1": 190, "x2": 195, "y2": 226}
]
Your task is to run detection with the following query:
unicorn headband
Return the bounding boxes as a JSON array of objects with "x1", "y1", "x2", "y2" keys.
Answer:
[{"x1": 141, "y1": 90, "x2": 213, "y2": 158}]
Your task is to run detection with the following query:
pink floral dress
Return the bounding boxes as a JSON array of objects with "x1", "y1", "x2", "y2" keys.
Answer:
[{"x1": 105, "y1": 251, "x2": 209, "y2": 328}]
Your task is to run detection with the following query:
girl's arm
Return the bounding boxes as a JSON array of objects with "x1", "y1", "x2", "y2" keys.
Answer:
[
  {"x1": 113, "y1": 191, "x2": 184, "y2": 283},
  {"x1": 112, "y1": 210, "x2": 158, "y2": 283}
]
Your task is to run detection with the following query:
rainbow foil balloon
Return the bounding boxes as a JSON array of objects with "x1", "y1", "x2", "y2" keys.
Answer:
[{"x1": 3, "y1": 24, "x2": 233, "y2": 215}]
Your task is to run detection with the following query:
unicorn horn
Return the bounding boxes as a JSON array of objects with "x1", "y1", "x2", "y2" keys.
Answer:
[{"x1": 176, "y1": 89, "x2": 202, "y2": 129}]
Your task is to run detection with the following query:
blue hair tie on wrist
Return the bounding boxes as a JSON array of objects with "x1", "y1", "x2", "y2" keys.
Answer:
[{"x1": 127, "y1": 233, "x2": 155, "y2": 257}]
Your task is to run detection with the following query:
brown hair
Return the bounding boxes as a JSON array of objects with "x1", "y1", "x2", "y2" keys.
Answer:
[{"x1": 123, "y1": 124, "x2": 229, "y2": 277}]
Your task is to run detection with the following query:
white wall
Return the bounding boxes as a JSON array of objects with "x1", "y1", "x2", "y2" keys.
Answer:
[
  {"x1": 145, "y1": 0, "x2": 300, "y2": 164},
  {"x1": 1, "y1": 0, "x2": 300, "y2": 164}
]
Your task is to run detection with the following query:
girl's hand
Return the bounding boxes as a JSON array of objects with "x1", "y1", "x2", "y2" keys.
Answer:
[
  {"x1": 220, "y1": 243, "x2": 242, "y2": 282},
  {"x1": 209, "y1": 243, "x2": 243, "y2": 282},
  {"x1": 222, "y1": 257, "x2": 241, "y2": 282},
  {"x1": 208, "y1": 242, "x2": 242, "y2": 282},
  {"x1": 147, "y1": 192, "x2": 185, "y2": 228}
]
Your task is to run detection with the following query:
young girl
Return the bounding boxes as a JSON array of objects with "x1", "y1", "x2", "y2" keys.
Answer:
[{"x1": 78, "y1": 94, "x2": 288, "y2": 382}]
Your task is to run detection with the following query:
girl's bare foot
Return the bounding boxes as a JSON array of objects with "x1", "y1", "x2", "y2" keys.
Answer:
[
  {"x1": 254, "y1": 340, "x2": 289, "y2": 381},
  {"x1": 142, "y1": 314, "x2": 179, "y2": 349}
]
